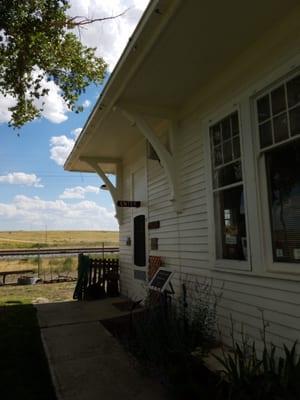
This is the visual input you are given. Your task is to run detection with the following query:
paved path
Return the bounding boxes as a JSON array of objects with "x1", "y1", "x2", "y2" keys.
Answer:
[{"x1": 36, "y1": 299, "x2": 166, "y2": 400}]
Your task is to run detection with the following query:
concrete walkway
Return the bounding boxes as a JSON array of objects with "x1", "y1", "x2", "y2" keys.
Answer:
[{"x1": 36, "y1": 299, "x2": 166, "y2": 400}]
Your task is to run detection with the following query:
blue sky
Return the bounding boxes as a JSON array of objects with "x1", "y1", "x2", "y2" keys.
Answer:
[{"x1": 0, "y1": 0, "x2": 149, "y2": 231}]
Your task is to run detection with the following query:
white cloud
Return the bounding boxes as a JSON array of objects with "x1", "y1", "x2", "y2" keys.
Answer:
[
  {"x1": 33, "y1": 76, "x2": 69, "y2": 124},
  {"x1": 71, "y1": 127, "x2": 82, "y2": 139},
  {"x1": 0, "y1": 172, "x2": 43, "y2": 187},
  {"x1": 68, "y1": 0, "x2": 150, "y2": 70},
  {"x1": 0, "y1": 195, "x2": 118, "y2": 230},
  {"x1": 49, "y1": 135, "x2": 75, "y2": 166},
  {"x1": 0, "y1": 94, "x2": 15, "y2": 123},
  {"x1": 82, "y1": 99, "x2": 91, "y2": 108},
  {"x1": 49, "y1": 127, "x2": 83, "y2": 165},
  {"x1": 0, "y1": 72, "x2": 69, "y2": 125},
  {"x1": 60, "y1": 185, "x2": 100, "y2": 199}
]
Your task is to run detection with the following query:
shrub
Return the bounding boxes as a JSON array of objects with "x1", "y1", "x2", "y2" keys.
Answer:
[
  {"x1": 128, "y1": 278, "x2": 221, "y2": 369},
  {"x1": 61, "y1": 257, "x2": 74, "y2": 274}
]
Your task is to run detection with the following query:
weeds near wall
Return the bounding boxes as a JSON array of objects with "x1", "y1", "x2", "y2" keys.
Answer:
[
  {"x1": 124, "y1": 278, "x2": 222, "y2": 398},
  {"x1": 215, "y1": 314, "x2": 300, "y2": 400}
]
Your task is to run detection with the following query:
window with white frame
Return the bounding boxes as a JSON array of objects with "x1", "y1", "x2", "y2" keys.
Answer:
[
  {"x1": 210, "y1": 111, "x2": 248, "y2": 261},
  {"x1": 256, "y1": 74, "x2": 300, "y2": 264}
]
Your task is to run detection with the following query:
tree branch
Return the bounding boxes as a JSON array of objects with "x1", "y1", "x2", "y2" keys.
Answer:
[{"x1": 67, "y1": 9, "x2": 130, "y2": 28}]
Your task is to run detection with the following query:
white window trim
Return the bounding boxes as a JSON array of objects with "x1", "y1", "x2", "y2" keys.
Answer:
[
  {"x1": 202, "y1": 53, "x2": 300, "y2": 279},
  {"x1": 204, "y1": 104, "x2": 251, "y2": 272},
  {"x1": 252, "y1": 70, "x2": 300, "y2": 275}
]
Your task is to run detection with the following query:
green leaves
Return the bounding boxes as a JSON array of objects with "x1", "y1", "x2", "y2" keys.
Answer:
[{"x1": 0, "y1": 0, "x2": 107, "y2": 127}]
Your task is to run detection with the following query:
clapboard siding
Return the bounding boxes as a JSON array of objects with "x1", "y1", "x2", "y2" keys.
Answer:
[{"x1": 144, "y1": 107, "x2": 300, "y2": 352}]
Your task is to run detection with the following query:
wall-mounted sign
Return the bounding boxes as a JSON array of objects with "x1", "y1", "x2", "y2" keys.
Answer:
[
  {"x1": 148, "y1": 221, "x2": 160, "y2": 229},
  {"x1": 149, "y1": 268, "x2": 174, "y2": 292},
  {"x1": 117, "y1": 201, "x2": 141, "y2": 208},
  {"x1": 151, "y1": 238, "x2": 159, "y2": 250}
]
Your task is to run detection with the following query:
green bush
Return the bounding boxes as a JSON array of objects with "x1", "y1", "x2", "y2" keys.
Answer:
[{"x1": 61, "y1": 257, "x2": 74, "y2": 274}]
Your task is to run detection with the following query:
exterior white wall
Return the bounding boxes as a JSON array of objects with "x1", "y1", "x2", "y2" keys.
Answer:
[{"x1": 118, "y1": 10, "x2": 300, "y2": 351}]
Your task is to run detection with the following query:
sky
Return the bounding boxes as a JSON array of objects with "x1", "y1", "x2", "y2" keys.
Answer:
[{"x1": 0, "y1": 0, "x2": 149, "y2": 232}]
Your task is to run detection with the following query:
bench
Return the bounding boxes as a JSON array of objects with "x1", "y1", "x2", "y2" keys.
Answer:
[{"x1": 0, "y1": 269, "x2": 34, "y2": 285}]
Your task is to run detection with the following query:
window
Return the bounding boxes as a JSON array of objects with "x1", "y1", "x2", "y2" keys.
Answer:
[
  {"x1": 210, "y1": 111, "x2": 248, "y2": 261},
  {"x1": 133, "y1": 214, "x2": 146, "y2": 266},
  {"x1": 256, "y1": 74, "x2": 300, "y2": 264}
]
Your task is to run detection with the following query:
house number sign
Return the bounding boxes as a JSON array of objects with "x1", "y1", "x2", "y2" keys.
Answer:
[{"x1": 117, "y1": 200, "x2": 141, "y2": 208}]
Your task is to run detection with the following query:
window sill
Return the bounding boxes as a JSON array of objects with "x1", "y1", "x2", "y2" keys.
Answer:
[
  {"x1": 267, "y1": 261, "x2": 300, "y2": 276},
  {"x1": 214, "y1": 258, "x2": 251, "y2": 272}
]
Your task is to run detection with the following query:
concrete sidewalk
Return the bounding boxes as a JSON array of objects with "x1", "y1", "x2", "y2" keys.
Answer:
[{"x1": 36, "y1": 299, "x2": 166, "y2": 400}]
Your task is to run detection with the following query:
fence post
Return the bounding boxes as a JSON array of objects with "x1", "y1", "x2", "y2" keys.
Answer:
[{"x1": 102, "y1": 242, "x2": 104, "y2": 259}]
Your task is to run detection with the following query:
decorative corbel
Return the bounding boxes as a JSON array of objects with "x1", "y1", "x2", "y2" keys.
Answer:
[
  {"x1": 119, "y1": 108, "x2": 182, "y2": 212},
  {"x1": 80, "y1": 156, "x2": 122, "y2": 224}
]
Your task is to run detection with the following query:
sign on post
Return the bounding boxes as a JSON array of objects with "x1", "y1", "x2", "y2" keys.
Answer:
[
  {"x1": 149, "y1": 268, "x2": 174, "y2": 292},
  {"x1": 117, "y1": 200, "x2": 141, "y2": 208}
]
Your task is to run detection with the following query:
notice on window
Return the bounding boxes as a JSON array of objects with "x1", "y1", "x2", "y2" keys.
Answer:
[
  {"x1": 293, "y1": 249, "x2": 300, "y2": 260},
  {"x1": 225, "y1": 235, "x2": 237, "y2": 245}
]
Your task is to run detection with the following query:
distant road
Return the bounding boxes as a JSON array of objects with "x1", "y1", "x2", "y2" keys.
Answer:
[{"x1": 0, "y1": 247, "x2": 119, "y2": 258}]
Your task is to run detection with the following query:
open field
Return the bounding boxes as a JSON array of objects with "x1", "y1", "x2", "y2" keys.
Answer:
[
  {"x1": 0, "y1": 230, "x2": 119, "y2": 249},
  {"x1": 0, "y1": 256, "x2": 79, "y2": 283}
]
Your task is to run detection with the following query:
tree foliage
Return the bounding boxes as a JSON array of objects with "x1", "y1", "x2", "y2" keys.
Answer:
[{"x1": 0, "y1": 0, "x2": 108, "y2": 128}]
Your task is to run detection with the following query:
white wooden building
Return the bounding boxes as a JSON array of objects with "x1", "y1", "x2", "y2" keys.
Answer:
[{"x1": 65, "y1": 0, "x2": 300, "y2": 350}]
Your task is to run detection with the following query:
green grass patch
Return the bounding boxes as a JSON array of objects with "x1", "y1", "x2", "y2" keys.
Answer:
[{"x1": 0, "y1": 302, "x2": 57, "y2": 400}]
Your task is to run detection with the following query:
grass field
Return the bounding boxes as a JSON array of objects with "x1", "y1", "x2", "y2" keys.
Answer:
[
  {"x1": 0, "y1": 281, "x2": 75, "y2": 304},
  {"x1": 0, "y1": 230, "x2": 119, "y2": 249}
]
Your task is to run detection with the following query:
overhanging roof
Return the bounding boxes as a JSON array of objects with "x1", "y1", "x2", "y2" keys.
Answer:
[{"x1": 64, "y1": 0, "x2": 300, "y2": 174}]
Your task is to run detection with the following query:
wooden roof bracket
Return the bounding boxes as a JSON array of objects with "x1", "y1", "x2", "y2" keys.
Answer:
[
  {"x1": 119, "y1": 108, "x2": 182, "y2": 213},
  {"x1": 79, "y1": 156, "x2": 123, "y2": 224}
]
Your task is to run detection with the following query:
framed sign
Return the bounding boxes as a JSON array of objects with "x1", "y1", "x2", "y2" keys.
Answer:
[
  {"x1": 117, "y1": 200, "x2": 141, "y2": 208},
  {"x1": 149, "y1": 268, "x2": 174, "y2": 292},
  {"x1": 148, "y1": 221, "x2": 160, "y2": 229}
]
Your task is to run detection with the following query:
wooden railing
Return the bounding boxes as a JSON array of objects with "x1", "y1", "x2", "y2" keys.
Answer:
[{"x1": 73, "y1": 254, "x2": 119, "y2": 300}]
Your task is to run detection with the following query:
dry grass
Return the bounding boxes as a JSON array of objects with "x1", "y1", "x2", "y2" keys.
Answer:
[
  {"x1": 0, "y1": 255, "x2": 78, "y2": 277},
  {"x1": 0, "y1": 230, "x2": 119, "y2": 249},
  {"x1": 0, "y1": 281, "x2": 75, "y2": 304}
]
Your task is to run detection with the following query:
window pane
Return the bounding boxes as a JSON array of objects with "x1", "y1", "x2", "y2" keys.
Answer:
[
  {"x1": 231, "y1": 112, "x2": 239, "y2": 135},
  {"x1": 257, "y1": 95, "x2": 270, "y2": 123},
  {"x1": 213, "y1": 145, "x2": 223, "y2": 167},
  {"x1": 271, "y1": 85, "x2": 286, "y2": 115},
  {"x1": 213, "y1": 161, "x2": 242, "y2": 188},
  {"x1": 265, "y1": 140, "x2": 300, "y2": 263},
  {"x1": 222, "y1": 117, "x2": 231, "y2": 141},
  {"x1": 273, "y1": 113, "x2": 289, "y2": 143},
  {"x1": 289, "y1": 106, "x2": 300, "y2": 137},
  {"x1": 223, "y1": 140, "x2": 233, "y2": 163},
  {"x1": 233, "y1": 136, "x2": 241, "y2": 158},
  {"x1": 287, "y1": 75, "x2": 300, "y2": 107},
  {"x1": 259, "y1": 121, "x2": 273, "y2": 148},
  {"x1": 214, "y1": 185, "x2": 247, "y2": 260},
  {"x1": 211, "y1": 124, "x2": 221, "y2": 145}
]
